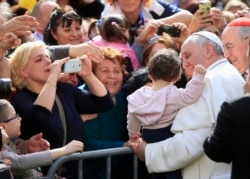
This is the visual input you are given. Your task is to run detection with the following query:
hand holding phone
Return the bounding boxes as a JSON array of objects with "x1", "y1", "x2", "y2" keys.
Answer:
[{"x1": 63, "y1": 59, "x2": 82, "y2": 73}]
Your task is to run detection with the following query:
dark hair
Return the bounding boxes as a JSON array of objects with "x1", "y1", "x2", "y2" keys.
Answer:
[
  {"x1": 148, "y1": 48, "x2": 181, "y2": 82},
  {"x1": 88, "y1": 14, "x2": 130, "y2": 44},
  {"x1": 0, "y1": 79, "x2": 11, "y2": 99},
  {"x1": 122, "y1": 67, "x2": 152, "y2": 97},
  {"x1": 0, "y1": 129, "x2": 2, "y2": 149},
  {"x1": 12, "y1": 7, "x2": 27, "y2": 16},
  {"x1": 142, "y1": 33, "x2": 178, "y2": 67},
  {"x1": 44, "y1": 5, "x2": 82, "y2": 45}
]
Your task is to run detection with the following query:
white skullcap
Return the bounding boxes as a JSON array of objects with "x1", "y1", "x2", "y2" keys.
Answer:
[{"x1": 192, "y1": 31, "x2": 223, "y2": 51}]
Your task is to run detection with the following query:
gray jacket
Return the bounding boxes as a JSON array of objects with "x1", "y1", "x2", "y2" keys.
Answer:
[{"x1": 2, "y1": 141, "x2": 52, "y2": 179}]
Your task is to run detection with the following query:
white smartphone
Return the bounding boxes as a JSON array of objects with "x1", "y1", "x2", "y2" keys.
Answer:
[{"x1": 63, "y1": 59, "x2": 82, "y2": 73}]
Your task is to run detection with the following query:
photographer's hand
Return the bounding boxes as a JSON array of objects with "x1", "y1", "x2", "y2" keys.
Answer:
[
  {"x1": 210, "y1": 8, "x2": 225, "y2": 33},
  {"x1": 136, "y1": 21, "x2": 162, "y2": 46},
  {"x1": 188, "y1": 9, "x2": 211, "y2": 34},
  {"x1": 172, "y1": 22, "x2": 190, "y2": 50}
]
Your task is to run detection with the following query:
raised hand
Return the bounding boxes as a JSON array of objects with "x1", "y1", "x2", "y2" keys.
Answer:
[
  {"x1": 172, "y1": 22, "x2": 190, "y2": 50},
  {"x1": 69, "y1": 43, "x2": 104, "y2": 63},
  {"x1": 188, "y1": 9, "x2": 212, "y2": 34},
  {"x1": 0, "y1": 33, "x2": 21, "y2": 55},
  {"x1": 0, "y1": 13, "x2": 39, "y2": 38},
  {"x1": 194, "y1": 64, "x2": 207, "y2": 75},
  {"x1": 210, "y1": 8, "x2": 226, "y2": 32},
  {"x1": 77, "y1": 55, "x2": 93, "y2": 79},
  {"x1": 136, "y1": 21, "x2": 162, "y2": 46}
]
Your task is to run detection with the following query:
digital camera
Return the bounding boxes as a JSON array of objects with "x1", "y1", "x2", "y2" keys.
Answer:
[{"x1": 157, "y1": 25, "x2": 181, "y2": 37}]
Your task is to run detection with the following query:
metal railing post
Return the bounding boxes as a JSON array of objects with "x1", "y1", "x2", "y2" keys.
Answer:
[{"x1": 106, "y1": 156, "x2": 111, "y2": 179}]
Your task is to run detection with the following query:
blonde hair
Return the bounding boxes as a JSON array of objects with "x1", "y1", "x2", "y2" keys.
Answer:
[
  {"x1": 224, "y1": 0, "x2": 248, "y2": 12},
  {"x1": 223, "y1": 10, "x2": 236, "y2": 24},
  {"x1": 10, "y1": 41, "x2": 48, "y2": 90}
]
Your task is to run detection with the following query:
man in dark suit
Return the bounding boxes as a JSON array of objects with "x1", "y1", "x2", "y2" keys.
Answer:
[{"x1": 204, "y1": 74, "x2": 250, "y2": 179}]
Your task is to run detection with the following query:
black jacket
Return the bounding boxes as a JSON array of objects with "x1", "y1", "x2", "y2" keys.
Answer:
[{"x1": 204, "y1": 95, "x2": 250, "y2": 179}]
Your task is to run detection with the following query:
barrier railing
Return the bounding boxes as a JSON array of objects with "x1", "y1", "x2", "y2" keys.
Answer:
[{"x1": 40, "y1": 147, "x2": 138, "y2": 179}]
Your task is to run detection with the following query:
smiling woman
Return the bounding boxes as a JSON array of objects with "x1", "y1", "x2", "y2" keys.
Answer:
[
  {"x1": 43, "y1": 5, "x2": 88, "y2": 87},
  {"x1": 43, "y1": 5, "x2": 83, "y2": 46},
  {"x1": 79, "y1": 47, "x2": 133, "y2": 179}
]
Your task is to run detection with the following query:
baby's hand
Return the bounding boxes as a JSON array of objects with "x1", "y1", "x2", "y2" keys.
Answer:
[
  {"x1": 129, "y1": 136, "x2": 139, "y2": 143},
  {"x1": 194, "y1": 64, "x2": 207, "y2": 75},
  {"x1": 129, "y1": 132, "x2": 141, "y2": 143}
]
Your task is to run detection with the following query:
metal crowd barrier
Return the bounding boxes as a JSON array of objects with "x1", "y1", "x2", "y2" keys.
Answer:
[{"x1": 40, "y1": 147, "x2": 138, "y2": 179}]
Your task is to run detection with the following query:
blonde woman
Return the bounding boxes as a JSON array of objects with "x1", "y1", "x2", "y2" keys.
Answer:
[{"x1": 9, "y1": 41, "x2": 114, "y2": 178}]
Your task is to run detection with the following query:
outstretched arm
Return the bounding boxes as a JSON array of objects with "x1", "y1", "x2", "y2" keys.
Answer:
[
  {"x1": 0, "y1": 12, "x2": 39, "y2": 38},
  {"x1": 159, "y1": 10, "x2": 193, "y2": 27},
  {"x1": 15, "y1": 133, "x2": 50, "y2": 154},
  {"x1": 50, "y1": 140, "x2": 83, "y2": 160}
]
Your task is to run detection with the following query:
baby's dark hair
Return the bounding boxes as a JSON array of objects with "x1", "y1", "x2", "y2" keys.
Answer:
[
  {"x1": 148, "y1": 48, "x2": 181, "y2": 82},
  {"x1": 88, "y1": 14, "x2": 130, "y2": 44}
]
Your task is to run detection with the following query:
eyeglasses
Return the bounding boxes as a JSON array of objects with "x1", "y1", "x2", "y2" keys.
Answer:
[
  {"x1": 3, "y1": 114, "x2": 21, "y2": 123},
  {"x1": 223, "y1": 37, "x2": 249, "y2": 51}
]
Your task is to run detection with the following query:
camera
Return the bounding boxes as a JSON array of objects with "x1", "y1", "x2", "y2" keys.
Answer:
[
  {"x1": 157, "y1": 25, "x2": 180, "y2": 37},
  {"x1": 0, "y1": 78, "x2": 11, "y2": 99}
]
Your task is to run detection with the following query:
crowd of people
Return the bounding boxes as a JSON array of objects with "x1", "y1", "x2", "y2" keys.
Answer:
[{"x1": 0, "y1": 0, "x2": 250, "y2": 179}]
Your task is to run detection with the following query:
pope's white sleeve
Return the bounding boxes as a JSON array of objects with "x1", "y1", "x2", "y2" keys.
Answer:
[{"x1": 145, "y1": 127, "x2": 211, "y2": 173}]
